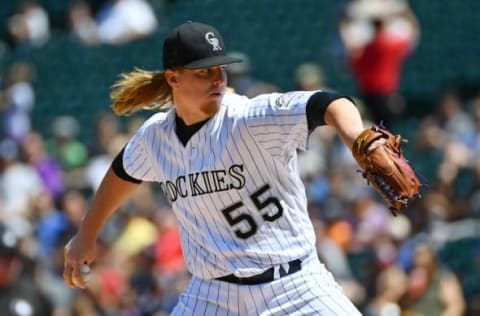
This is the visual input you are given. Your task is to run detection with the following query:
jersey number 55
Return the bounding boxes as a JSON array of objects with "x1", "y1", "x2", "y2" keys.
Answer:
[{"x1": 221, "y1": 184, "x2": 283, "y2": 239}]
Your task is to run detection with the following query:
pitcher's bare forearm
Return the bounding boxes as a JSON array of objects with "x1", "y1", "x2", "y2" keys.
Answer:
[
  {"x1": 78, "y1": 167, "x2": 141, "y2": 240},
  {"x1": 324, "y1": 98, "x2": 364, "y2": 149}
]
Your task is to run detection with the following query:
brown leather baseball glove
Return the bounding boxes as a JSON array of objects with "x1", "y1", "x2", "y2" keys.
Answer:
[{"x1": 352, "y1": 125, "x2": 422, "y2": 215}]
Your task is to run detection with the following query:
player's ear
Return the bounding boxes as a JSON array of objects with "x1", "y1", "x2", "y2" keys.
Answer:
[{"x1": 165, "y1": 69, "x2": 179, "y2": 86}]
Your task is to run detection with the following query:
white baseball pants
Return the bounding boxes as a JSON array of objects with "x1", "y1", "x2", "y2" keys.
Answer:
[{"x1": 171, "y1": 254, "x2": 362, "y2": 315}]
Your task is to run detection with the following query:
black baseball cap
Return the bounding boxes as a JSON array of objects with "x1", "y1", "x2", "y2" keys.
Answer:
[{"x1": 162, "y1": 21, "x2": 242, "y2": 70}]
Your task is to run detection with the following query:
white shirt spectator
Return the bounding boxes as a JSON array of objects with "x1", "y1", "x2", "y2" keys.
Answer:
[
  {"x1": 8, "y1": 82, "x2": 34, "y2": 113},
  {"x1": 8, "y1": 2, "x2": 50, "y2": 47},
  {"x1": 96, "y1": 0, "x2": 158, "y2": 45},
  {"x1": 0, "y1": 139, "x2": 44, "y2": 237}
]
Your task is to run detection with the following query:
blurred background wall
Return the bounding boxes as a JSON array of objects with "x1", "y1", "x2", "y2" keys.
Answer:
[{"x1": 1, "y1": 1, "x2": 480, "y2": 316}]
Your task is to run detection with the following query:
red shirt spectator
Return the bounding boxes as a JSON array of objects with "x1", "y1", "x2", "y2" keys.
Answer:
[
  {"x1": 339, "y1": 2, "x2": 420, "y2": 126},
  {"x1": 351, "y1": 24, "x2": 414, "y2": 95},
  {"x1": 154, "y1": 225, "x2": 185, "y2": 275}
]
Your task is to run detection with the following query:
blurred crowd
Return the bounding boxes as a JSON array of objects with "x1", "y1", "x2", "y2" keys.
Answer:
[
  {"x1": 3, "y1": 0, "x2": 160, "y2": 53},
  {"x1": 1, "y1": 1, "x2": 480, "y2": 316}
]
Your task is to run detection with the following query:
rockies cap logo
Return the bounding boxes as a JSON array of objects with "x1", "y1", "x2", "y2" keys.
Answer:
[{"x1": 205, "y1": 32, "x2": 222, "y2": 51}]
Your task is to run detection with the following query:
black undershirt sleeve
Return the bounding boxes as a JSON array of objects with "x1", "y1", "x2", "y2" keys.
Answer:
[
  {"x1": 305, "y1": 90, "x2": 356, "y2": 133},
  {"x1": 111, "y1": 147, "x2": 143, "y2": 184}
]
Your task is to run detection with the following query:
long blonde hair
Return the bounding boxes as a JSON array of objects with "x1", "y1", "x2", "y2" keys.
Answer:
[{"x1": 110, "y1": 68, "x2": 173, "y2": 116}]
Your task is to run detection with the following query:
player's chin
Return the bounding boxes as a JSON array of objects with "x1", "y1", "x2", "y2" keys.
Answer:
[{"x1": 202, "y1": 94, "x2": 223, "y2": 111}]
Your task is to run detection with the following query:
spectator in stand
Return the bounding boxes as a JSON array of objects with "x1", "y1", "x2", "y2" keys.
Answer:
[
  {"x1": 226, "y1": 51, "x2": 280, "y2": 97},
  {"x1": 152, "y1": 206, "x2": 189, "y2": 313},
  {"x1": 0, "y1": 62, "x2": 36, "y2": 142},
  {"x1": 47, "y1": 115, "x2": 89, "y2": 189},
  {"x1": 404, "y1": 243, "x2": 465, "y2": 316},
  {"x1": 32, "y1": 191, "x2": 69, "y2": 261},
  {"x1": 469, "y1": 95, "x2": 480, "y2": 156},
  {"x1": 365, "y1": 265, "x2": 409, "y2": 316},
  {"x1": 294, "y1": 62, "x2": 326, "y2": 91},
  {"x1": 22, "y1": 131, "x2": 64, "y2": 201},
  {"x1": 0, "y1": 223, "x2": 54, "y2": 316},
  {"x1": 67, "y1": 0, "x2": 100, "y2": 46},
  {"x1": 153, "y1": 207, "x2": 185, "y2": 276},
  {"x1": 90, "y1": 112, "x2": 126, "y2": 156},
  {"x1": 414, "y1": 90, "x2": 475, "y2": 197},
  {"x1": 60, "y1": 189, "x2": 91, "y2": 234},
  {"x1": 6, "y1": 0, "x2": 50, "y2": 54},
  {"x1": 313, "y1": 217, "x2": 367, "y2": 307},
  {"x1": 84, "y1": 113, "x2": 129, "y2": 192},
  {"x1": 95, "y1": 0, "x2": 159, "y2": 45},
  {"x1": 0, "y1": 138, "x2": 44, "y2": 238},
  {"x1": 432, "y1": 89, "x2": 475, "y2": 143},
  {"x1": 339, "y1": 0, "x2": 420, "y2": 127},
  {"x1": 30, "y1": 192, "x2": 76, "y2": 316}
]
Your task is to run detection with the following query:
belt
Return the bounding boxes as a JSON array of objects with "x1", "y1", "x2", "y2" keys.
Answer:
[{"x1": 215, "y1": 259, "x2": 302, "y2": 285}]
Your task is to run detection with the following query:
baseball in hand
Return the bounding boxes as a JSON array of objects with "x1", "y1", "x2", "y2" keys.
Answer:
[
  {"x1": 81, "y1": 263, "x2": 91, "y2": 275},
  {"x1": 72, "y1": 264, "x2": 91, "y2": 287}
]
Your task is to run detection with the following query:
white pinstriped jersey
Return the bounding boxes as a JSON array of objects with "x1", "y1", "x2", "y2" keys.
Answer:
[{"x1": 123, "y1": 91, "x2": 319, "y2": 279}]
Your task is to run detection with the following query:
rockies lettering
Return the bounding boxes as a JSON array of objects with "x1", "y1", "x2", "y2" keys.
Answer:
[{"x1": 159, "y1": 164, "x2": 246, "y2": 202}]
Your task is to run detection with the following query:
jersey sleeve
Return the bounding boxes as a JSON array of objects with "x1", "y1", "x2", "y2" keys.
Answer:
[
  {"x1": 123, "y1": 124, "x2": 158, "y2": 182},
  {"x1": 243, "y1": 91, "x2": 317, "y2": 160}
]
